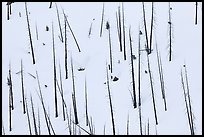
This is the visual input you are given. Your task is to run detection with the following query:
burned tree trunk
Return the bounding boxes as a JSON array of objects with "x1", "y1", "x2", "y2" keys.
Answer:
[
  {"x1": 21, "y1": 59, "x2": 26, "y2": 114},
  {"x1": 52, "y1": 22, "x2": 58, "y2": 118},
  {"x1": 129, "y1": 27, "x2": 137, "y2": 108},
  {"x1": 100, "y1": 3, "x2": 105, "y2": 37},
  {"x1": 71, "y1": 54, "x2": 79, "y2": 124},
  {"x1": 25, "y1": 2, "x2": 36, "y2": 64},
  {"x1": 106, "y1": 63, "x2": 115, "y2": 135}
]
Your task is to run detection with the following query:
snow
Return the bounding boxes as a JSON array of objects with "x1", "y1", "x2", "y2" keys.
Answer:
[{"x1": 2, "y1": 2, "x2": 202, "y2": 135}]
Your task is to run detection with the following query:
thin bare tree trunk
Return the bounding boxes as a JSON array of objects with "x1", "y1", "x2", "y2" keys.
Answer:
[
  {"x1": 71, "y1": 54, "x2": 79, "y2": 124},
  {"x1": 52, "y1": 22, "x2": 58, "y2": 118},
  {"x1": 129, "y1": 27, "x2": 137, "y2": 108},
  {"x1": 59, "y1": 63, "x2": 66, "y2": 121},
  {"x1": 181, "y1": 69, "x2": 193, "y2": 135},
  {"x1": 25, "y1": 97, "x2": 32, "y2": 135},
  {"x1": 168, "y1": 2, "x2": 172, "y2": 61},
  {"x1": 63, "y1": 10, "x2": 68, "y2": 79},
  {"x1": 84, "y1": 76, "x2": 89, "y2": 126},
  {"x1": 100, "y1": 3, "x2": 105, "y2": 37},
  {"x1": 184, "y1": 65, "x2": 195, "y2": 135},
  {"x1": 30, "y1": 95, "x2": 38, "y2": 135},
  {"x1": 25, "y1": 2, "x2": 36, "y2": 64},
  {"x1": 63, "y1": 12, "x2": 81, "y2": 52},
  {"x1": 21, "y1": 59, "x2": 26, "y2": 114},
  {"x1": 36, "y1": 71, "x2": 51, "y2": 135},
  {"x1": 106, "y1": 63, "x2": 115, "y2": 135},
  {"x1": 149, "y1": 2, "x2": 154, "y2": 54},
  {"x1": 142, "y1": 2, "x2": 149, "y2": 53},
  {"x1": 155, "y1": 42, "x2": 167, "y2": 111},
  {"x1": 146, "y1": 50, "x2": 158, "y2": 125},
  {"x1": 49, "y1": 2, "x2": 52, "y2": 8},
  {"x1": 122, "y1": 3, "x2": 126, "y2": 60},
  {"x1": 55, "y1": 3, "x2": 63, "y2": 43},
  {"x1": 195, "y1": 2, "x2": 198, "y2": 25}
]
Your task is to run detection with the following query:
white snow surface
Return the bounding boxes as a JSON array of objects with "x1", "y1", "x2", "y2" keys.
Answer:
[{"x1": 2, "y1": 2, "x2": 202, "y2": 135}]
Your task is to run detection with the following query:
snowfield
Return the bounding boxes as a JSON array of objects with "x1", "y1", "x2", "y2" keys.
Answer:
[{"x1": 2, "y1": 2, "x2": 202, "y2": 135}]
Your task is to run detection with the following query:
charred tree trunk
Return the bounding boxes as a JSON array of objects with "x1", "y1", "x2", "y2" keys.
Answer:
[
  {"x1": 85, "y1": 76, "x2": 89, "y2": 126},
  {"x1": 36, "y1": 71, "x2": 51, "y2": 135},
  {"x1": 63, "y1": 11, "x2": 81, "y2": 52},
  {"x1": 149, "y1": 2, "x2": 154, "y2": 54},
  {"x1": 8, "y1": 64, "x2": 14, "y2": 110},
  {"x1": 129, "y1": 27, "x2": 137, "y2": 108},
  {"x1": 195, "y1": 2, "x2": 198, "y2": 25},
  {"x1": 146, "y1": 50, "x2": 158, "y2": 125},
  {"x1": 25, "y1": 2, "x2": 36, "y2": 64},
  {"x1": 30, "y1": 95, "x2": 38, "y2": 135},
  {"x1": 106, "y1": 21, "x2": 113, "y2": 73},
  {"x1": 181, "y1": 70, "x2": 193, "y2": 135},
  {"x1": 155, "y1": 42, "x2": 167, "y2": 111},
  {"x1": 138, "y1": 29, "x2": 143, "y2": 135},
  {"x1": 49, "y1": 2, "x2": 52, "y2": 8},
  {"x1": 55, "y1": 3, "x2": 63, "y2": 43},
  {"x1": 25, "y1": 97, "x2": 32, "y2": 135},
  {"x1": 116, "y1": 6, "x2": 122, "y2": 52},
  {"x1": 184, "y1": 65, "x2": 195, "y2": 135},
  {"x1": 100, "y1": 3, "x2": 105, "y2": 37},
  {"x1": 168, "y1": 2, "x2": 172, "y2": 61},
  {"x1": 142, "y1": 2, "x2": 149, "y2": 53},
  {"x1": 21, "y1": 60, "x2": 26, "y2": 114},
  {"x1": 52, "y1": 22, "x2": 58, "y2": 118},
  {"x1": 106, "y1": 63, "x2": 115, "y2": 135},
  {"x1": 122, "y1": 3, "x2": 126, "y2": 60},
  {"x1": 71, "y1": 54, "x2": 79, "y2": 124},
  {"x1": 59, "y1": 63, "x2": 66, "y2": 121}
]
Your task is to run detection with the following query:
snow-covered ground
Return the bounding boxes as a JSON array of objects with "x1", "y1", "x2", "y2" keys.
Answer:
[{"x1": 2, "y1": 2, "x2": 202, "y2": 135}]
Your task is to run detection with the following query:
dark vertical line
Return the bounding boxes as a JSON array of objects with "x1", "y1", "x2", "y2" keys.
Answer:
[
  {"x1": 168, "y1": 2, "x2": 172, "y2": 61},
  {"x1": 142, "y1": 2, "x2": 149, "y2": 53},
  {"x1": 122, "y1": 2, "x2": 126, "y2": 60},
  {"x1": 138, "y1": 29, "x2": 143, "y2": 135},
  {"x1": 184, "y1": 65, "x2": 194, "y2": 135},
  {"x1": 9, "y1": 63, "x2": 14, "y2": 110},
  {"x1": 85, "y1": 76, "x2": 89, "y2": 126},
  {"x1": 149, "y1": 2, "x2": 154, "y2": 54},
  {"x1": 71, "y1": 54, "x2": 79, "y2": 124},
  {"x1": 100, "y1": 2, "x2": 105, "y2": 37},
  {"x1": 106, "y1": 63, "x2": 115, "y2": 135},
  {"x1": 138, "y1": 29, "x2": 142, "y2": 107},
  {"x1": 116, "y1": 6, "x2": 122, "y2": 52},
  {"x1": 181, "y1": 69, "x2": 193, "y2": 135},
  {"x1": 195, "y1": 2, "x2": 198, "y2": 25},
  {"x1": 107, "y1": 22, "x2": 113, "y2": 73},
  {"x1": 30, "y1": 95, "x2": 38, "y2": 135},
  {"x1": 21, "y1": 59, "x2": 26, "y2": 114},
  {"x1": 52, "y1": 22, "x2": 58, "y2": 118},
  {"x1": 126, "y1": 113, "x2": 129, "y2": 135},
  {"x1": 9, "y1": 88, "x2": 12, "y2": 131},
  {"x1": 36, "y1": 71, "x2": 51, "y2": 135},
  {"x1": 156, "y1": 42, "x2": 167, "y2": 111},
  {"x1": 63, "y1": 10, "x2": 68, "y2": 79},
  {"x1": 49, "y1": 2, "x2": 52, "y2": 8},
  {"x1": 59, "y1": 63, "x2": 66, "y2": 121},
  {"x1": 25, "y1": 2, "x2": 35, "y2": 64},
  {"x1": 146, "y1": 50, "x2": 158, "y2": 125},
  {"x1": 55, "y1": 3, "x2": 64, "y2": 43},
  {"x1": 38, "y1": 107, "x2": 41, "y2": 135},
  {"x1": 64, "y1": 12, "x2": 81, "y2": 52},
  {"x1": 7, "y1": 4, "x2": 9, "y2": 20},
  {"x1": 147, "y1": 119, "x2": 149, "y2": 135},
  {"x1": 25, "y1": 98, "x2": 32, "y2": 135},
  {"x1": 35, "y1": 22, "x2": 39, "y2": 40},
  {"x1": 129, "y1": 27, "x2": 137, "y2": 108}
]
